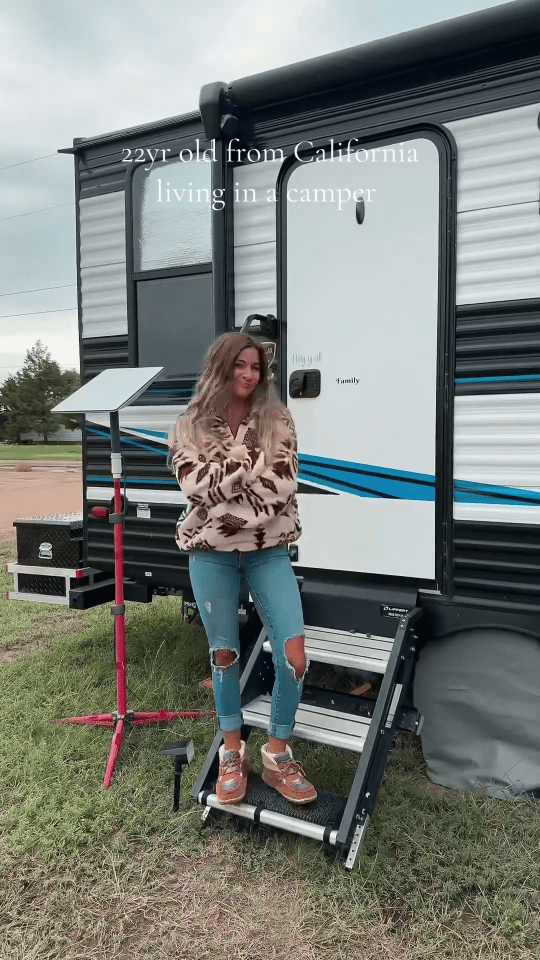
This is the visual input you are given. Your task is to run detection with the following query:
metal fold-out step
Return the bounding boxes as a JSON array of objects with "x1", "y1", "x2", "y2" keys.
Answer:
[
  {"x1": 263, "y1": 624, "x2": 392, "y2": 674},
  {"x1": 192, "y1": 608, "x2": 423, "y2": 870},
  {"x1": 6, "y1": 562, "x2": 99, "y2": 606},
  {"x1": 242, "y1": 694, "x2": 371, "y2": 753},
  {"x1": 199, "y1": 771, "x2": 347, "y2": 844}
]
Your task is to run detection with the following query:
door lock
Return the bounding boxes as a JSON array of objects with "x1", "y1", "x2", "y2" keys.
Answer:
[{"x1": 289, "y1": 369, "x2": 321, "y2": 398}]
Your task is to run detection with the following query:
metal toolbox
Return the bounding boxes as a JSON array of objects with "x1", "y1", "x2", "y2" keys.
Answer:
[
  {"x1": 14, "y1": 513, "x2": 84, "y2": 568},
  {"x1": 6, "y1": 513, "x2": 95, "y2": 605}
]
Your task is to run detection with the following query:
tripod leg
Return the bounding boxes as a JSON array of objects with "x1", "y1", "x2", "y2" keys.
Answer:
[{"x1": 104, "y1": 718, "x2": 124, "y2": 789}]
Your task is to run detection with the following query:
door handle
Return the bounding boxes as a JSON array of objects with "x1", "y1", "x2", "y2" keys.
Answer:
[
  {"x1": 289, "y1": 369, "x2": 321, "y2": 398},
  {"x1": 240, "y1": 313, "x2": 278, "y2": 338}
]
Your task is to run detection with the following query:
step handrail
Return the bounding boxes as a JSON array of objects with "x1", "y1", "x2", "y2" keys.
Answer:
[{"x1": 336, "y1": 606, "x2": 422, "y2": 847}]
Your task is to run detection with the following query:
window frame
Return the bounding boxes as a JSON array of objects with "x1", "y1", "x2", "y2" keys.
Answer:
[{"x1": 125, "y1": 142, "x2": 213, "y2": 370}]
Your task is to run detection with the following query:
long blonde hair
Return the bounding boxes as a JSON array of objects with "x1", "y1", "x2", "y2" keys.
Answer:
[{"x1": 169, "y1": 332, "x2": 288, "y2": 461}]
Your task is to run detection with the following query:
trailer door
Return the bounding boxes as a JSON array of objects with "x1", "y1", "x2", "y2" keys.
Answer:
[{"x1": 284, "y1": 136, "x2": 441, "y2": 581}]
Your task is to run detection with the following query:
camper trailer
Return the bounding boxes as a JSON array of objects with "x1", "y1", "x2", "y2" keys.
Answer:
[{"x1": 8, "y1": 0, "x2": 540, "y2": 865}]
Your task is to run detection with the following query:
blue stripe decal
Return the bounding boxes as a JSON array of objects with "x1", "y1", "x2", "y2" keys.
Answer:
[
  {"x1": 128, "y1": 428, "x2": 168, "y2": 439},
  {"x1": 454, "y1": 480, "x2": 540, "y2": 505},
  {"x1": 146, "y1": 388, "x2": 193, "y2": 394},
  {"x1": 456, "y1": 374, "x2": 540, "y2": 384},
  {"x1": 87, "y1": 426, "x2": 169, "y2": 454},
  {"x1": 298, "y1": 453, "x2": 435, "y2": 500},
  {"x1": 298, "y1": 453, "x2": 540, "y2": 506},
  {"x1": 84, "y1": 434, "x2": 540, "y2": 506}
]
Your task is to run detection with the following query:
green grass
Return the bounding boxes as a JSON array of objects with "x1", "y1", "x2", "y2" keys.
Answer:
[
  {"x1": 1, "y1": 539, "x2": 539, "y2": 959},
  {"x1": 0, "y1": 443, "x2": 81, "y2": 461}
]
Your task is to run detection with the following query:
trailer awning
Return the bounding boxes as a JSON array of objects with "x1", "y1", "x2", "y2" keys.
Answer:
[{"x1": 227, "y1": 0, "x2": 540, "y2": 110}]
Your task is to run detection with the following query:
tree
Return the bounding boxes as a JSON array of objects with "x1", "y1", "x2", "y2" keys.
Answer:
[
  {"x1": 0, "y1": 374, "x2": 31, "y2": 442},
  {"x1": 0, "y1": 341, "x2": 80, "y2": 443},
  {"x1": 56, "y1": 368, "x2": 82, "y2": 432}
]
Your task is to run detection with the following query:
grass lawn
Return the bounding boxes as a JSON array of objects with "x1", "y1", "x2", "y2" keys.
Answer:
[
  {"x1": 0, "y1": 443, "x2": 82, "y2": 462},
  {"x1": 0, "y1": 538, "x2": 539, "y2": 959}
]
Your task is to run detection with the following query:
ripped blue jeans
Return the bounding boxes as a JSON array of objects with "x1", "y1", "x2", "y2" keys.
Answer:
[{"x1": 188, "y1": 544, "x2": 307, "y2": 740}]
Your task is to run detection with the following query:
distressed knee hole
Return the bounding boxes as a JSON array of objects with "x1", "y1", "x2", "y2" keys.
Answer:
[
  {"x1": 212, "y1": 648, "x2": 238, "y2": 669},
  {"x1": 285, "y1": 635, "x2": 307, "y2": 681}
]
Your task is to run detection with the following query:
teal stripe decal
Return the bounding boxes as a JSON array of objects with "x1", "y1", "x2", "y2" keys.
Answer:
[
  {"x1": 298, "y1": 453, "x2": 540, "y2": 506},
  {"x1": 84, "y1": 434, "x2": 540, "y2": 506},
  {"x1": 454, "y1": 480, "x2": 540, "y2": 505},
  {"x1": 298, "y1": 454, "x2": 435, "y2": 500},
  {"x1": 456, "y1": 374, "x2": 540, "y2": 384},
  {"x1": 146, "y1": 388, "x2": 192, "y2": 395},
  {"x1": 87, "y1": 426, "x2": 169, "y2": 453}
]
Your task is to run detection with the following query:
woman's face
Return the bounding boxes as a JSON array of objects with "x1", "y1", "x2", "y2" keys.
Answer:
[{"x1": 232, "y1": 347, "x2": 261, "y2": 401}]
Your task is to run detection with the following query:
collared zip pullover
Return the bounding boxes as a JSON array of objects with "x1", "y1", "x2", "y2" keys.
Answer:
[{"x1": 172, "y1": 411, "x2": 302, "y2": 551}]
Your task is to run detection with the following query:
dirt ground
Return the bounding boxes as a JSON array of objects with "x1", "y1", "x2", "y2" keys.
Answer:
[{"x1": 0, "y1": 461, "x2": 83, "y2": 541}]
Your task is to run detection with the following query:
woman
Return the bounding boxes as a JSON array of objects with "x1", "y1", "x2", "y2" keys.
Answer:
[{"x1": 170, "y1": 332, "x2": 317, "y2": 806}]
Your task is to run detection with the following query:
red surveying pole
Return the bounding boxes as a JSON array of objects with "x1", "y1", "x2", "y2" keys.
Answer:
[
  {"x1": 58, "y1": 407, "x2": 215, "y2": 787},
  {"x1": 103, "y1": 416, "x2": 128, "y2": 787}
]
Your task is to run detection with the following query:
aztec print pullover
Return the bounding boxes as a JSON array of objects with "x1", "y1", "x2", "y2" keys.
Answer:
[{"x1": 173, "y1": 410, "x2": 302, "y2": 552}]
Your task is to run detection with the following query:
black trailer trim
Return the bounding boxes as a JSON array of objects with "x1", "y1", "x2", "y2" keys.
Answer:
[
  {"x1": 81, "y1": 336, "x2": 130, "y2": 384},
  {"x1": 453, "y1": 519, "x2": 540, "y2": 609},
  {"x1": 455, "y1": 299, "x2": 540, "y2": 395},
  {"x1": 229, "y1": 58, "x2": 540, "y2": 157},
  {"x1": 81, "y1": 337, "x2": 129, "y2": 575},
  {"x1": 210, "y1": 139, "x2": 235, "y2": 337},
  {"x1": 73, "y1": 152, "x2": 89, "y2": 566},
  {"x1": 59, "y1": 111, "x2": 201, "y2": 153},
  {"x1": 226, "y1": 2, "x2": 540, "y2": 111},
  {"x1": 132, "y1": 263, "x2": 211, "y2": 282}
]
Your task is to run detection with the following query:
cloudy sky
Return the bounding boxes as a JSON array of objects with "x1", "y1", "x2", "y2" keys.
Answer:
[{"x1": 0, "y1": 0, "x2": 511, "y2": 382}]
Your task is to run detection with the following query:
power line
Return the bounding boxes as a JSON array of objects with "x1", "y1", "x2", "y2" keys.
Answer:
[
  {"x1": 0, "y1": 154, "x2": 58, "y2": 172},
  {"x1": 0, "y1": 307, "x2": 77, "y2": 319},
  {"x1": 0, "y1": 202, "x2": 73, "y2": 223},
  {"x1": 0, "y1": 283, "x2": 76, "y2": 298}
]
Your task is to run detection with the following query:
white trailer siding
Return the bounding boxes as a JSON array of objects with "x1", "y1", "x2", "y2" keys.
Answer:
[
  {"x1": 79, "y1": 192, "x2": 128, "y2": 339},
  {"x1": 445, "y1": 104, "x2": 540, "y2": 525}
]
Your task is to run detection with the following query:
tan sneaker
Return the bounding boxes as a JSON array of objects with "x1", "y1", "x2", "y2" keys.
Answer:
[
  {"x1": 216, "y1": 740, "x2": 249, "y2": 804},
  {"x1": 261, "y1": 743, "x2": 317, "y2": 804}
]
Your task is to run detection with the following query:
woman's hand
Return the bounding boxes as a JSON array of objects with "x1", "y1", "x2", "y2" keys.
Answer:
[
  {"x1": 229, "y1": 444, "x2": 250, "y2": 462},
  {"x1": 174, "y1": 441, "x2": 252, "y2": 503},
  {"x1": 249, "y1": 449, "x2": 266, "y2": 478}
]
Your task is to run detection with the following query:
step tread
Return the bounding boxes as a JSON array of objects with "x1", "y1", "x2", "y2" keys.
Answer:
[
  {"x1": 206, "y1": 771, "x2": 347, "y2": 827},
  {"x1": 262, "y1": 624, "x2": 393, "y2": 674},
  {"x1": 242, "y1": 694, "x2": 370, "y2": 753},
  {"x1": 7, "y1": 562, "x2": 94, "y2": 577},
  {"x1": 7, "y1": 591, "x2": 69, "y2": 605}
]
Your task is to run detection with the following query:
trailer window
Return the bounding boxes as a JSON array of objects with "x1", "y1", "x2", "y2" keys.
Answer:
[
  {"x1": 132, "y1": 159, "x2": 212, "y2": 271},
  {"x1": 136, "y1": 273, "x2": 212, "y2": 378},
  {"x1": 132, "y1": 155, "x2": 213, "y2": 380}
]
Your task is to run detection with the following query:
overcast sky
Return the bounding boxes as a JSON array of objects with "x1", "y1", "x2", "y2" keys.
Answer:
[{"x1": 0, "y1": 0, "x2": 511, "y2": 382}]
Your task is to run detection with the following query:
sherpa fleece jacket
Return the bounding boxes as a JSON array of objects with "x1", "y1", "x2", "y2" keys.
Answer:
[{"x1": 172, "y1": 411, "x2": 302, "y2": 552}]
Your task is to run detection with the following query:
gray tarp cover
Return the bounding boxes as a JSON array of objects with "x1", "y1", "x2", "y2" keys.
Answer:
[{"x1": 413, "y1": 628, "x2": 540, "y2": 799}]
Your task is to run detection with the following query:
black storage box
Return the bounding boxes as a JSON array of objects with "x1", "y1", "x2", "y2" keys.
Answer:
[
  {"x1": 6, "y1": 514, "x2": 88, "y2": 606},
  {"x1": 15, "y1": 514, "x2": 83, "y2": 568}
]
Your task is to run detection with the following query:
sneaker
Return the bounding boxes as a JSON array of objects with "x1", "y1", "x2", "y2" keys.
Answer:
[
  {"x1": 216, "y1": 740, "x2": 249, "y2": 804},
  {"x1": 261, "y1": 743, "x2": 317, "y2": 804}
]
